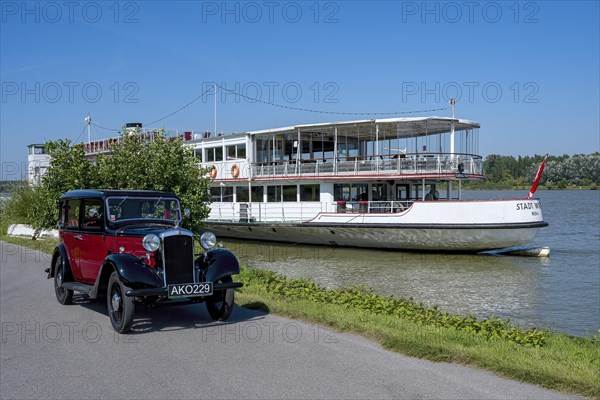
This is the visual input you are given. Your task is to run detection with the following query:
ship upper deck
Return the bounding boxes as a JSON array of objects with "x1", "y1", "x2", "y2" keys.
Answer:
[{"x1": 80, "y1": 117, "x2": 483, "y2": 181}]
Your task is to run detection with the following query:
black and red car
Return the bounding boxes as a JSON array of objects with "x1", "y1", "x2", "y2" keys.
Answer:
[{"x1": 47, "y1": 189, "x2": 242, "y2": 333}]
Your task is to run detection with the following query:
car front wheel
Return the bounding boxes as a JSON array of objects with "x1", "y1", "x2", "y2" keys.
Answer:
[
  {"x1": 107, "y1": 271, "x2": 135, "y2": 334},
  {"x1": 206, "y1": 276, "x2": 234, "y2": 321},
  {"x1": 54, "y1": 255, "x2": 73, "y2": 305}
]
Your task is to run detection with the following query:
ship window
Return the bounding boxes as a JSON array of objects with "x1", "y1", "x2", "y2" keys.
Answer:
[
  {"x1": 372, "y1": 183, "x2": 387, "y2": 201},
  {"x1": 34, "y1": 146, "x2": 46, "y2": 154},
  {"x1": 251, "y1": 186, "x2": 263, "y2": 202},
  {"x1": 300, "y1": 184, "x2": 320, "y2": 201},
  {"x1": 210, "y1": 187, "x2": 221, "y2": 202},
  {"x1": 222, "y1": 187, "x2": 233, "y2": 202},
  {"x1": 267, "y1": 186, "x2": 282, "y2": 202},
  {"x1": 334, "y1": 184, "x2": 368, "y2": 201},
  {"x1": 282, "y1": 185, "x2": 297, "y2": 202},
  {"x1": 227, "y1": 144, "x2": 246, "y2": 160},
  {"x1": 193, "y1": 148, "x2": 202, "y2": 162},
  {"x1": 396, "y1": 184, "x2": 410, "y2": 200},
  {"x1": 236, "y1": 187, "x2": 249, "y2": 202},
  {"x1": 206, "y1": 147, "x2": 223, "y2": 162},
  {"x1": 211, "y1": 187, "x2": 233, "y2": 202}
]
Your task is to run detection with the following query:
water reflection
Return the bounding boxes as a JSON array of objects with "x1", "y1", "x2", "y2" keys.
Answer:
[{"x1": 225, "y1": 239, "x2": 548, "y2": 329}]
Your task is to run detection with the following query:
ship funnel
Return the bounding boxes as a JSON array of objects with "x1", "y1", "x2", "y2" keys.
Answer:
[{"x1": 125, "y1": 122, "x2": 142, "y2": 135}]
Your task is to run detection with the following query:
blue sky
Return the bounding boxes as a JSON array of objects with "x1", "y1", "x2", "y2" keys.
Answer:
[{"x1": 1, "y1": 1, "x2": 599, "y2": 179}]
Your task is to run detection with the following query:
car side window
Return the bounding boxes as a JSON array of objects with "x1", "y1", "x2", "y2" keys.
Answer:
[
  {"x1": 66, "y1": 200, "x2": 80, "y2": 229},
  {"x1": 58, "y1": 201, "x2": 67, "y2": 229},
  {"x1": 82, "y1": 199, "x2": 103, "y2": 231}
]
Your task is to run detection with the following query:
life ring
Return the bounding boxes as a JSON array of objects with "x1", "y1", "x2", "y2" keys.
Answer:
[
  {"x1": 231, "y1": 163, "x2": 240, "y2": 178},
  {"x1": 209, "y1": 165, "x2": 217, "y2": 179}
]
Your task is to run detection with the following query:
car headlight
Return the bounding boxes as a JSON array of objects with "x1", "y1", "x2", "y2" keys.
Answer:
[
  {"x1": 142, "y1": 234, "x2": 161, "y2": 252},
  {"x1": 200, "y1": 231, "x2": 217, "y2": 250}
]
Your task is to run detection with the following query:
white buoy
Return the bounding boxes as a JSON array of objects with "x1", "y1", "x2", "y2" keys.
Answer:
[{"x1": 491, "y1": 246, "x2": 550, "y2": 257}]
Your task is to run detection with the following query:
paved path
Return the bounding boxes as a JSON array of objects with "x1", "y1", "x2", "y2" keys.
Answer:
[{"x1": 0, "y1": 241, "x2": 575, "y2": 399}]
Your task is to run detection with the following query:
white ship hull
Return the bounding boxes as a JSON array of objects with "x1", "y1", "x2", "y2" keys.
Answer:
[{"x1": 206, "y1": 199, "x2": 547, "y2": 252}]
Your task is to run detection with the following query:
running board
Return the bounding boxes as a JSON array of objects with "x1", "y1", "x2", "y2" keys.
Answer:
[{"x1": 61, "y1": 282, "x2": 94, "y2": 295}]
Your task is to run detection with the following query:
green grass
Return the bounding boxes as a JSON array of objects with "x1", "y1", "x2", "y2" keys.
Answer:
[
  {"x1": 3, "y1": 234, "x2": 598, "y2": 398},
  {"x1": 0, "y1": 234, "x2": 58, "y2": 255},
  {"x1": 235, "y1": 268, "x2": 600, "y2": 398}
]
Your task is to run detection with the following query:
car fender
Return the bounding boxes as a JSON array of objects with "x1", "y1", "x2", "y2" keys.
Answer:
[
  {"x1": 203, "y1": 249, "x2": 240, "y2": 282},
  {"x1": 49, "y1": 244, "x2": 72, "y2": 281},
  {"x1": 89, "y1": 254, "x2": 164, "y2": 299}
]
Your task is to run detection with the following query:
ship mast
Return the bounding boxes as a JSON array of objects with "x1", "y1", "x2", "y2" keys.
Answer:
[
  {"x1": 449, "y1": 98, "x2": 455, "y2": 157},
  {"x1": 85, "y1": 112, "x2": 92, "y2": 144}
]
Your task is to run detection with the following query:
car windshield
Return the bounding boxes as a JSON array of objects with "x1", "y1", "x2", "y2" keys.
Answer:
[{"x1": 106, "y1": 196, "x2": 181, "y2": 224}]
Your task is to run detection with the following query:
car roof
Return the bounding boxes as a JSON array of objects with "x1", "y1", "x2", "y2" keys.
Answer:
[{"x1": 60, "y1": 189, "x2": 178, "y2": 200}]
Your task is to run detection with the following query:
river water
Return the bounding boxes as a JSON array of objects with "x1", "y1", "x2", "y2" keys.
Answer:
[{"x1": 220, "y1": 190, "x2": 600, "y2": 337}]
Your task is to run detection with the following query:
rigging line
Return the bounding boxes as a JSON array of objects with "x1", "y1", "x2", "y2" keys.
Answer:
[
  {"x1": 213, "y1": 83, "x2": 449, "y2": 116},
  {"x1": 73, "y1": 124, "x2": 88, "y2": 143},
  {"x1": 91, "y1": 122, "x2": 120, "y2": 132},
  {"x1": 90, "y1": 87, "x2": 216, "y2": 132},
  {"x1": 144, "y1": 86, "x2": 215, "y2": 127}
]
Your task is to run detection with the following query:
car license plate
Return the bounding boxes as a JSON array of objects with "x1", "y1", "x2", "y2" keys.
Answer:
[{"x1": 167, "y1": 282, "x2": 213, "y2": 298}]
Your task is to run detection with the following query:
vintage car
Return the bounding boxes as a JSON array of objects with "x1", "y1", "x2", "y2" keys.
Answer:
[{"x1": 46, "y1": 189, "x2": 243, "y2": 333}]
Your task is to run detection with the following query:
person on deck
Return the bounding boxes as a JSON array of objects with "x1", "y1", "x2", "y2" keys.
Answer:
[{"x1": 425, "y1": 185, "x2": 440, "y2": 201}]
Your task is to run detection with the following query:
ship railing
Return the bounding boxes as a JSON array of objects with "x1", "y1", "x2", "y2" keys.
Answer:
[
  {"x1": 207, "y1": 201, "x2": 332, "y2": 223},
  {"x1": 206, "y1": 200, "x2": 423, "y2": 223},
  {"x1": 82, "y1": 129, "x2": 188, "y2": 156},
  {"x1": 251, "y1": 153, "x2": 483, "y2": 178},
  {"x1": 340, "y1": 200, "x2": 414, "y2": 213}
]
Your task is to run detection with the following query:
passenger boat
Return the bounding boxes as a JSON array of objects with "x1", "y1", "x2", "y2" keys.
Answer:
[{"x1": 191, "y1": 115, "x2": 548, "y2": 251}]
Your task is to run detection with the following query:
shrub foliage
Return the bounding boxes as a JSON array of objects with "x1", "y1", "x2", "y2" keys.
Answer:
[{"x1": 3, "y1": 129, "x2": 211, "y2": 233}]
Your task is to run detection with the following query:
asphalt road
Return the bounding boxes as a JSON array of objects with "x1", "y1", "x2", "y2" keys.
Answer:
[{"x1": 0, "y1": 241, "x2": 575, "y2": 399}]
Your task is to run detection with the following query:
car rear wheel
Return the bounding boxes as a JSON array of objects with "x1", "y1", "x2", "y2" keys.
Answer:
[
  {"x1": 54, "y1": 255, "x2": 73, "y2": 305},
  {"x1": 107, "y1": 271, "x2": 135, "y2": 334},
  {"x1": 206, "y1": 276, "x2": 234, "y2": 321}
]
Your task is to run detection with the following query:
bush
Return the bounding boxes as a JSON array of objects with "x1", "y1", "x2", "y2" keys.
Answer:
[{"x1": 2, "y1": 129, "x2": 212, "y2": 233}]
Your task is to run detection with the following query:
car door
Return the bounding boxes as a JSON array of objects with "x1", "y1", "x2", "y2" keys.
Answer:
[
  {"x1": 79, "y1": 198, "x2": 107, "y2": 283},
  {"x1": 61, "y1": 199, "x2": 84, "y2": 281}
]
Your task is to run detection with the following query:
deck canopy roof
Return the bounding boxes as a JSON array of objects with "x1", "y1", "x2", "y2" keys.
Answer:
[{"x1": 247, "y1": 117, "x2": 480, "y2": 139}]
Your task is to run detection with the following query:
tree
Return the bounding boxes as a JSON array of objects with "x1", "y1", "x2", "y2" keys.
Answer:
[
  {"x1": 95, "y1": 130, "x2": 211, "y2": 232},
  {"x1": 2, "y1": 140, "x2": 96, "y2": 232},
  {"x1": 4, "y1": 129, "x2": 211, "y2": 233}
]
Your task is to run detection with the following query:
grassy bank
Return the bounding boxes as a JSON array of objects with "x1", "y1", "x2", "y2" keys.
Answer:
[
  {"x1": 3, "y1": 235, "x2": 598, "y2": 398},
  {"x1": 235, "y1": 268, "x2": 599, "y2": 399}
]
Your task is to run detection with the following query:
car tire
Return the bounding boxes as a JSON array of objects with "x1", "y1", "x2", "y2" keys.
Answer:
[
  {"x1": 54, "y1": 255, "x2": 73, "y2": 305},
  {"x1": 107, "y1": 271, "x2": 135, "y2": 334},
  {"x1": 206, "y1": 276, "x2": 234, "y2": 321}
]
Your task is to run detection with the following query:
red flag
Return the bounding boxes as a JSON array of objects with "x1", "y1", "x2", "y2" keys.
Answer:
[{"x1": 528, "y1": 156, "x2": 547, "y2": 199}]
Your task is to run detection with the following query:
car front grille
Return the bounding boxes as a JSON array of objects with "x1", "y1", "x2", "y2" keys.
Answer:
[{"x1": 163, "y1": 234, "x2": 194, "y2": 285}]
